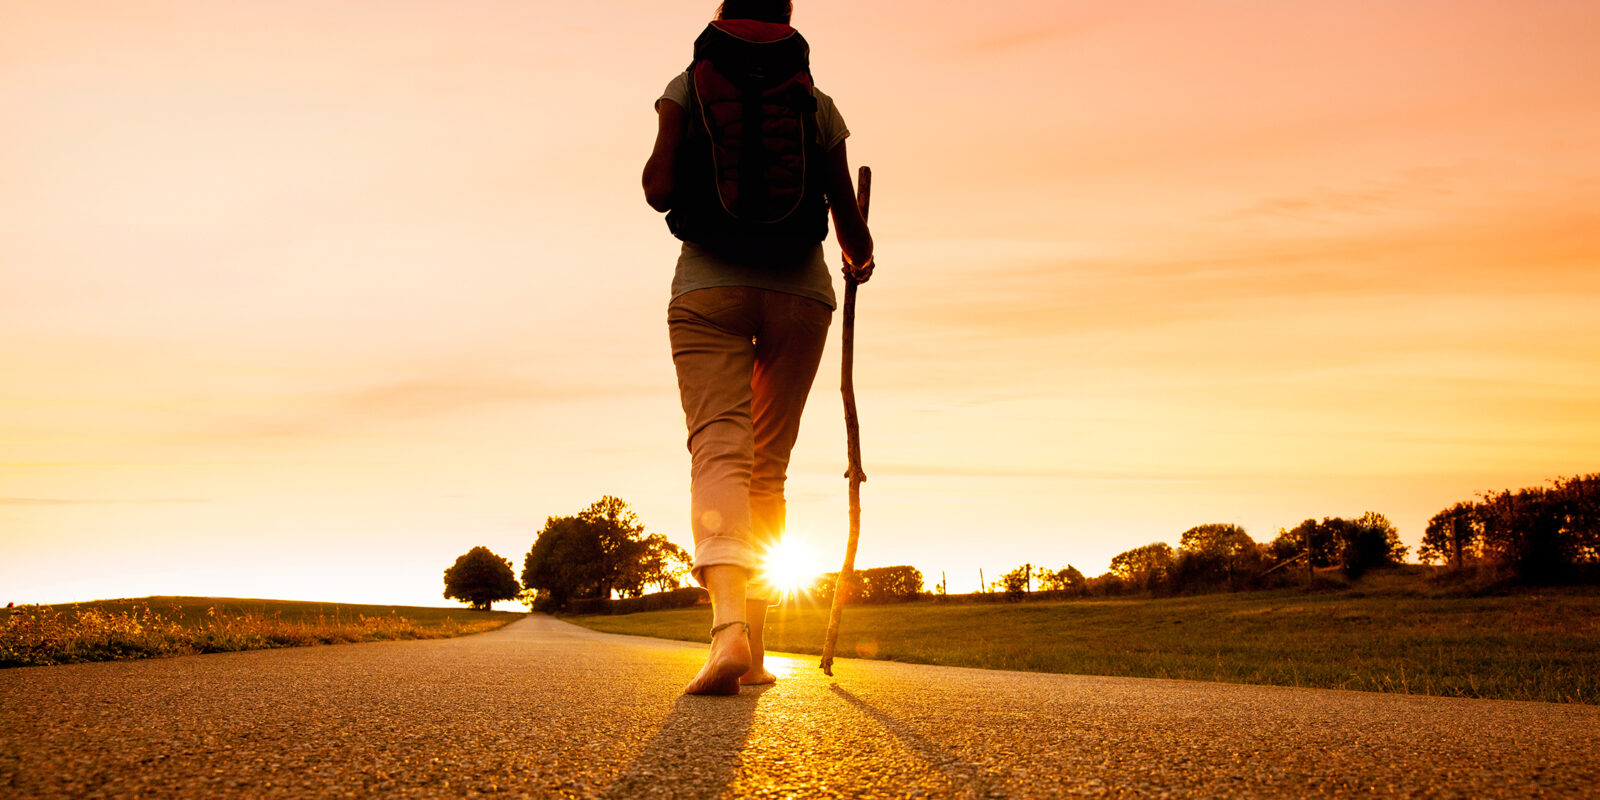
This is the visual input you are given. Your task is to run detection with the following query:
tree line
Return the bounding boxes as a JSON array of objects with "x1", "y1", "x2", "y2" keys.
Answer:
[
  {"x1": 441, "y1": 473, "x2": 1598, "y2": 611},
  {"x1": 441, "y1": 496, "x2": 690, "y2": 611},
  {"x1": 984, "y1": 474, "x2": 1598, "y2": 601},
  {"x1": 1419, "y1": 473, "x2": 1598, "y2": 582},
  {"x1": 974, "y1": 514, "x2": 1406, "y2": 601}
]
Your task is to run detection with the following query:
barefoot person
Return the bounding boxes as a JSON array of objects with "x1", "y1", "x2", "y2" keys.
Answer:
[{"x1": 642, "y1": 0, "x2": 875, "y2": 695}]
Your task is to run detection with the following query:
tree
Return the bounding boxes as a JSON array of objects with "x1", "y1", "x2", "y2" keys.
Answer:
[
  {"x1": 1265, "y1": 527, "x2": 1302, "y2": 563},
  {"x1": 615, "y1": 534, "x2": 691, "y2": 598},
  {"x1": 1266, "y1": 515, "x2": 1402, "y2": 580},
  {"x1": 860, "y1": 566, "x2": 924, "y2": 602},
  {"x1": 1175, "y1": 523, "x2": 1260, "y2": 590},
  {"x1": 998, "y1": 564, "x2": 1032, "y2": 601},
  {"x1": 1109, "y1": 542, "x2": 1174, "y2": 592},
  {"x1": 1038, "y1": 565, "x2": 1086, "y2": 596},
  {"x1": 1419, "y1": 474, "x2": 1600, "y2": 582},
  {"x1": 1421, "y1": 502, "x2": 1480, "y2": 568},
  {"x1": 1337, "y1": 512, "x2": 1408, "y2": 577},
  {"x1": 442, "y1": 546, "x2": 521, "y2": 611},
  {"x1": 521, "y1": 496, "x2": 661, "y2": 610},
  {"x1": 813, "y1": 566, "x2": 923, "y2": 605},
  {"x1": 1479, "y1": 487, "x2": 1570, "y2": 582}
]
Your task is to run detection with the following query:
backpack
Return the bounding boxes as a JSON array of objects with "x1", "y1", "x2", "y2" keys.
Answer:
[{"x1": 666, "y1": 20, "x2": 831, "y2": 245}]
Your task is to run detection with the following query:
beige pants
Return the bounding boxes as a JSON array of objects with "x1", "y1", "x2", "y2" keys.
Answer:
[{"x1": 668, "y1": 287, "x2": 832, "y2": 602}]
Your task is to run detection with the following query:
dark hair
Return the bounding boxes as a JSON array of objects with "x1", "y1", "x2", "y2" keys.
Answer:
[{"x1": 715, "y1": 0, "x2": 792, "y2": 23}]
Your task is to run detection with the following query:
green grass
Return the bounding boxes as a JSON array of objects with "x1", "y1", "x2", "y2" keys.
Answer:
[
  {"x1": 0, "y1": 596, "x2": 523, "y2": 668},
  {"x1": 570, "y1": 575, "x2": 1600, "y2": 704}
]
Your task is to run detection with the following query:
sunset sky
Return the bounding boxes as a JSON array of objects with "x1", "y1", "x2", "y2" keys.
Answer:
[{"x1": 4, "y1": 0, "x2": 1598, "y2": 608}]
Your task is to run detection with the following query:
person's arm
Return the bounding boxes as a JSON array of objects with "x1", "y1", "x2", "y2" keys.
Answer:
[
  {"x1": 826, "y1": 139, "x2": 875, "y2": 282},
  {"x1": 643, "y1": 100, "x2": 684, "y2": 212}
]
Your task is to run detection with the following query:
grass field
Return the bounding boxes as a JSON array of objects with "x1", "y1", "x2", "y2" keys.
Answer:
[
  {"x1": 0, "y1": 596, "x2": 523, "y2": 668},
  {"x1": 570, "y1": 575, "x2": 1600, "y2": 704}
]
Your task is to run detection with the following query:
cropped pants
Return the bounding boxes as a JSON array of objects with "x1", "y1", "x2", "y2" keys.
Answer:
[{"x1": 668, "y1": 287, "x2": 832, "y2": 602}]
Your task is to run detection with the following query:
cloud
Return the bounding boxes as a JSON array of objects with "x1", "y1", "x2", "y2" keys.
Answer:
[
  {"x1": 1224, "y1": 162, "x2": 1479, "y2": 223},
  {"x1": 193, "y1": 367, "x2": 662, "y2": 440}
]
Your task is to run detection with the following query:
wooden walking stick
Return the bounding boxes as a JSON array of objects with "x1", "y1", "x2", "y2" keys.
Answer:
[{"x1": 820, "y1": 165, "x2": 870, "y2": 676}]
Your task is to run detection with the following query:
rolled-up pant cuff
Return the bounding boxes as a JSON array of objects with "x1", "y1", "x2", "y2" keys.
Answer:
[{"x1": 691, "y1": 537, "x2": 778, "y2": 604}]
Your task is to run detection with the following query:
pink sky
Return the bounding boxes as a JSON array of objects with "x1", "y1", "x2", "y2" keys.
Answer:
[{"x1": 3, "y1": 0, "x2": 1598, "y2": 606}]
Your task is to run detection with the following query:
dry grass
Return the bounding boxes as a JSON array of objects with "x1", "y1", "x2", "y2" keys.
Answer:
[{"x1": 0, "y1": 596, "x2": 522, "y2": 668}]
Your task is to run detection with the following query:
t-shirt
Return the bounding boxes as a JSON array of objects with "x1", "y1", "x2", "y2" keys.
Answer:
[{"x1": 658, "y1": 71, "x2": 850, "y2": 309}]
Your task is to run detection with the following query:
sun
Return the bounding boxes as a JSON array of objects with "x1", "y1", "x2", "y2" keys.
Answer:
[{"x1": 762, "y1": 536, "x2": 821, "y2": 599}]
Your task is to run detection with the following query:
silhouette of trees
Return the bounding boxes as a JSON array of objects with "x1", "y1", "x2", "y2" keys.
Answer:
[
  {"x1": 1421, "y1": 502, "x2": 1480, "y2": 569},
  {"x1": 1338, "y1": 512, "x2": 1408, "y2": 577},
  {"x1": 521, "y1": 496, "x2": 680, "y2": 610},
  {"x1": 814, "y1": 565, "x2": 923, "y2": 604},
  {"x1": 442, "y1": 546, "x2": 521, "y2": 611},
  {"x1": 1037, "y1": 565, "x2": 1086, "y2": 596},
  {"x1": 997, "y1": 564, "x2": 1032, "y2": 601},
  {"x1": 1109, "y1": 543, "x2": 1175, "y2": 592},
  {"x1": 1265, "y1": 513, "x2": 1406, "y2": 579},
  {"x1": 1420, "y1": 475, "x2": 1599, "y2": 582},
  {"x1": 1174, "y1": 523, "x2": 1262, "y2": 590},
  {"x1": 616, "y1": 534, "x2": 691, "y2": 598}
]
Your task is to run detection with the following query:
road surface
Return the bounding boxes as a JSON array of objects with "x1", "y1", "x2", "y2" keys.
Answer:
[{"x1": 2, "y1": 614, "x2": 1596, "y2": 798}]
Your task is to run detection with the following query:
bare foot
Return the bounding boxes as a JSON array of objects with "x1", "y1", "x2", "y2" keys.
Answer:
[
  {"x1": 684, "y1": 624, "x2": 751, "y2": 695},
  {"x1": 739, "y1": 667, "x2": 777, "y2": 685}
]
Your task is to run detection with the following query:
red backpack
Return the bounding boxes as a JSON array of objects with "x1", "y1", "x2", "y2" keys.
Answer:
[{"x1": 666, "y1": 20, "x2": 831, "y2": 245}]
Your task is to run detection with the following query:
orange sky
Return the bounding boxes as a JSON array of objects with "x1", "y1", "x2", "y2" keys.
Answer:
[{"x1": 4, "y1": 0, "x2": 1598, "y2": 607}]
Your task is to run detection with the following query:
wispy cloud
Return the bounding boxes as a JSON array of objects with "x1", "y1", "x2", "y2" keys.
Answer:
[{"x1": 1224, "y1": 162, "x2": 1478, "y2": 223}]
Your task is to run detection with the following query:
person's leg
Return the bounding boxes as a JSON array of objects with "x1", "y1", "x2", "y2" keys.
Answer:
[
  {"x1": 669, "y1": 288, "x2": 764, "y2": 694},
  {"x1": 685, "y1": 565, "x2": 752, "y2": 695},
  {"x1": 669, "y1": 287, "x2": 761, "y2": 588},
  {"x1": 743, "y1": 291, "x2": 833, "y2": 683}
]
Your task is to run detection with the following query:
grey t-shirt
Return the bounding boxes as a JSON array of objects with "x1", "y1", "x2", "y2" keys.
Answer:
[{"x1": 658, "y1": 71, "x2": 849, "y2": 309}]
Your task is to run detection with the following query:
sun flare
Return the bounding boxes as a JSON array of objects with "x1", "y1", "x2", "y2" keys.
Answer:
[{"x1": 762, "y1": 537, "x2": 821, "y2": 599}]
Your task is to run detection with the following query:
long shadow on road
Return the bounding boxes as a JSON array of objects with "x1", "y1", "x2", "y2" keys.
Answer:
[{"x1": 603, "y1": 685, "x2": 771, "y2": 799}]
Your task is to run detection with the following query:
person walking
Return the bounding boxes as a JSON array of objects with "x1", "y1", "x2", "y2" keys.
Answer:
[{"x1": 642, "y1": 0, "x2": 875, "y2": 695}]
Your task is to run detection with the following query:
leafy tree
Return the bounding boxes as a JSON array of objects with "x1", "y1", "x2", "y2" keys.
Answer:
[
  {"x1": 521, "y1": 496, "x2": 662, "y2": 610},
  {"x1": 442, "y1": 546, "x2": 520, "y2": 611},
  {"x1": 1479, "y1": 487, "x2": 1570, "y2": 582},
  {"x1": 1417, "y1": 474, "x2": 1599, "y2": 583},
  {"x1": 860, "y1": 566, "x2": 924, "y2": 602},
  {"x1": 1038, "y1": 565, "x2": 1086, "y2": 595},
  {"x1": 1337, "y1": 512, "x2": 1408, "y2": 577},
  {"x1": 1175, "y1": 523, "x2": 1261, "y2": 589},
  {"x1": 998, "y1": 564, "x2": 1032, "y2": 601},
  {"x1": 1287, "y1": 518, "x2": 1342, "y2": 569},
  {"x1": 1265, "y1": 528, "x2": 1302, "y2": 563},
  {"x1": 1266, "y1": 515, "x2": 1403, "y2": 579},
  {"x1": 1421, "y1": 502, "x2": 1481, "y2": 568},
  {"x1": 616, "y1": 534, "x2": 691, "y2": 598},
  {"x1": 1109, "y1": 542, "x2": 1174, "y2": 592},
  {"x1": 813, "y1": 565, "x2": 923, "y2": 605}
]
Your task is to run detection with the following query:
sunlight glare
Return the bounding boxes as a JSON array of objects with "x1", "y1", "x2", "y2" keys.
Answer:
[{"x1": 762, "y1": 536, "x2": 820, "y2": 600}]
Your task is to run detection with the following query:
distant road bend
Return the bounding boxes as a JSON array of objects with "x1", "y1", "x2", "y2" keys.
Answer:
[{"x1": 3, "y1": 615, "x2": 1596, "y2": 798}]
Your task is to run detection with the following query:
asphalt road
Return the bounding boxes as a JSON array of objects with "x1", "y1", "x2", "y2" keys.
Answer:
[{"x1": 2, "y1": 614, "x2": 1596, "y2": 798}]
